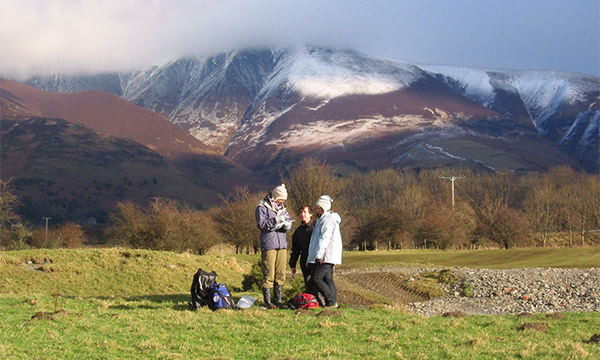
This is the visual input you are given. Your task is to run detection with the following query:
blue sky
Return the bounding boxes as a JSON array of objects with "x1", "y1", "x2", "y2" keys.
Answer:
[{"x1": 1, "y1": 0, "x2": 598, "y2": 78}]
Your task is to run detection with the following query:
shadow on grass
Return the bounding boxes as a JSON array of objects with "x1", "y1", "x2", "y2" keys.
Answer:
[
  {"x1": 103, "y1": 294, "x2": 249, "y2": 311},
  {"x1": 102, "y1": 294, "x2": 191, "y2": 311}
]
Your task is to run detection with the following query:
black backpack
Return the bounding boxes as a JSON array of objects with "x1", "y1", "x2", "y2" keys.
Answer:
[{"x1": 189, "y1": 268, "x2": 218, "y2": 310}]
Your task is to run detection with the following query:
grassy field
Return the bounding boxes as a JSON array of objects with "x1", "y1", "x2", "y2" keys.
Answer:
[
  {"x1": 1, "y1": 248, "x2": 599, "y2": 359},
  {"x1": 340, "y1": 247, "x2": 600, "y2": 269},
  {"x1": 234, "y1": 247, "x2": 600, "y2": 270}
]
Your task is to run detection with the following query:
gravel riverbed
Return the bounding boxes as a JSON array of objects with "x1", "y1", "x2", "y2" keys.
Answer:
[{"x1": 406, "y1": 267, "x2": 600, "y2": 316}]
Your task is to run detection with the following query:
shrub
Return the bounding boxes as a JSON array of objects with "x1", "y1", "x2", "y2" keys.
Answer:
[
  {"x1": 0, "y1": 224, "x2": 32, "y2": 250},
  {"x1": 0, "y1": 180, "x2": 32, "y2": 249},
  {"x1": 240, "y1": 259, "x2": 304, "y2": 300},
  {"x1": 107, "y1": 201, "x2": 147, "y2": 248},
  {"x1": 415, "y1": 202, "x2": 475, "y2": 250},
  {"x1": 58, "y1": 222, "x2": 86, "y2": 248},
  {"x1": 284, "y1": 276, "x2": 306, "y2": 299},
  {"x1": 31, "y1": 227, "x2": 62, "y2": 248},
  {"x1": 107, "y1": 198, "x2": 222, "y2": 253},
  {"x1": 241, "y1": 260, "x2": 263, "y2": 292}
]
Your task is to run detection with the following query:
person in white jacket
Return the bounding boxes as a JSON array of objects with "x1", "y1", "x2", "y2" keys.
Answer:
[{"x1": 307, "y1": 195, "x2": 342, "y2": 308}]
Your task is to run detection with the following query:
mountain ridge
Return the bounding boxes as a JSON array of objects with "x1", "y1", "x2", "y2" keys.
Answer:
[{"x1": 19, "y1": 47, "x2": 600, "y2": 173}]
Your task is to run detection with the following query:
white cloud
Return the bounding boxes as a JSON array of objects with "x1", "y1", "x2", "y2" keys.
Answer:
[{"x1": 0, "y1": 0, "x2": 598, "y2": 79}]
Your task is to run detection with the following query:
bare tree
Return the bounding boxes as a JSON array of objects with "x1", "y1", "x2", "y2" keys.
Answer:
[
  {"x1": 523, "y1": 177, "x2": 561, "y2": 246},
  {"x1": 282, "y1": 158, "x2": 339, "y2": 215},
  {"x1": 559, "y1": 180, "x2": 597, "y2": 246},
  {"x1": 474, "y1": 196, "x2": 529, "y2": 249},
  {"x1": 214, "y1": 186, "x2": 260, "y2": 254}
]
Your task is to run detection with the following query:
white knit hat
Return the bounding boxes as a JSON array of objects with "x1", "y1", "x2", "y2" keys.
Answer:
[
  {"x1": 272, "y1": 184, "x2": 288, "y2": 201},
  {"x1": 315, "y1": 195, "x2": 333, "y2": 212}
]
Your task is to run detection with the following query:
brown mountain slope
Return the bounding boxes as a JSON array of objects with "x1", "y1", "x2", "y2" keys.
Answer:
[
  {"x1": 1, "y1": 117, "x2": 216, "y2": 222},
  {"x1": 1, "y1": 78, "x2": 211, "y2": 159},
  {"x1": 0, "y1": 79, "x2": 263, "y2": 222}
]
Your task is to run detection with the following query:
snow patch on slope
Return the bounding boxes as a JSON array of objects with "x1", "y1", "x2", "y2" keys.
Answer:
[
  {"x1": 560, "y1": 110, "x2": 600, "y2": 153},
  {"x1": 178, "y1": 104, "x2": 242, "y2": 147},
  {"x1": 229, "y1": 102, "x2": 297, "y2": 151},
  {"x1": 265, "y1": 114, "x2": 440, "y2": 150},
  {"x1": 419, "y1": 65, "x2": 496, "y2": 106}
]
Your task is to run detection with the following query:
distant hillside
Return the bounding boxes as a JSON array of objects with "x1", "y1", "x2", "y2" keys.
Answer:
[{"x1": 0, "y1": 79, "x2": 262, "y2": 222}]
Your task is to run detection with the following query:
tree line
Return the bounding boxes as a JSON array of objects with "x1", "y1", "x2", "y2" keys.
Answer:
[{"x1": 1, "y1": 160, "x2": 599, "y2": 252}]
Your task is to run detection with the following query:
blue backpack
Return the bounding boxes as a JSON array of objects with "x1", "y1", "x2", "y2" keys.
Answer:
[{"x1": 208, "y1": 283, "x2": 236, "y2": 310}]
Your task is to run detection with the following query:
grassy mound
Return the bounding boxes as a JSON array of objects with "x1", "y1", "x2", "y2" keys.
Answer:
[{"x1": 0, "y1": 248, "x2": 251, "y2": 297}]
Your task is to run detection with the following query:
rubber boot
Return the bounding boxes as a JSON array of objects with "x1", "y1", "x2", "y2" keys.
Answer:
[
  {"x1": 262, "y1": 287, "x2": 275, "y2": 309},
  {"x1": 273, "y1": 285, "x2": 286, "y2": 309}
]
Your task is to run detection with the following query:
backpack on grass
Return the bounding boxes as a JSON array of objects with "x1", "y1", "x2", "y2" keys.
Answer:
[
  {"x1": 189, "y1": 268, "x2": 217, "y2": 310},
  {"x1": 208, "y1": 283, "x2": 236, "y2": 310},
  {"x1": 288, "y1": 293, "x2": 319, "y2": 310}
]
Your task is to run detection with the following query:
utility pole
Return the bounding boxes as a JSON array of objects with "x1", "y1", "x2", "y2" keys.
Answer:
[
  {"x1": 42, "y1": 217, "x2": 52, "y2": 243},
  {"x1": 440, "y1": 176, "x2": 464, "y2": 211}
]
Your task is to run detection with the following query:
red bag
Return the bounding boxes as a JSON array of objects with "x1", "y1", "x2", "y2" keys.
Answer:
[{"x1": 288, "y1": 293, "x2": 319, "y2": 309}]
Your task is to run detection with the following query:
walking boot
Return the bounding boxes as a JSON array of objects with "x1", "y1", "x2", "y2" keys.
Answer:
[
  {"x1": 273, "y1": 285, "x2": 286, "y2": 309},
  {"x1": 262, "y1": 287, "x2": 275, "y2": 309}
]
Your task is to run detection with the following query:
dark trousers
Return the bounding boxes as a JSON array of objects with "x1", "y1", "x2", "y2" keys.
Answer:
[
  {"x1": 303, "y1": 264, "x2": 326, "y2": 306},
  {"x1": 311, "y1": 263, "x2": 337, "y2": 305}
]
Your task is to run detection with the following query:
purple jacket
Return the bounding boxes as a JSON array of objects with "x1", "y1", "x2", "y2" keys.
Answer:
[{"x1": 255, "y1": 197, "x2": 290, "y2": 251}]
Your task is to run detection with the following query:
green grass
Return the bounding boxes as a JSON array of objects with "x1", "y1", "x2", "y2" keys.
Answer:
[
  {"x1": 1, "y1": 248, "x2": 599, "y2": 359},
  {"x1": 0, "y1": 248, "x2": 252, "y2": 296},
  {"x1": 340, "y1": 248, "x2": 600, "y2": 269},
  {"x1": 237, "y1": 248, "x2": 600, "y2": 271},
  {"x1": 1, "y1": 295, "x2": 598, "y2": 359}
]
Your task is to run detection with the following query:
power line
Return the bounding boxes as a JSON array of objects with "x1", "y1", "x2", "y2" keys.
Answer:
[
  {"x1": 42, "y1": 217, "x2": 52, "y2": 243},
  {"x1": 440, "y1": 176, "x2": 464, "y2": 211}
]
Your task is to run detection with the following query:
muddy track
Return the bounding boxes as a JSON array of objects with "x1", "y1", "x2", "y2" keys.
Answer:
[{"x1": 336, "y1": 272, "x2": 430, "y2": 307}]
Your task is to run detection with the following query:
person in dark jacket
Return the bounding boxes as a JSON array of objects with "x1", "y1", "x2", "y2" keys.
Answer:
[
  {"x1": 255, "y1": 184, "x2": 292, "y2": 309},
  {"x1": 289, "y1": 205, "x2": 316, "y2": 292}
]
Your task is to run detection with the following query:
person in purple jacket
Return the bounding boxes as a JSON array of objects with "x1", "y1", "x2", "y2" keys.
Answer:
[{"x1": 255, "y1": 184, "x2": 293, "y2": 309}]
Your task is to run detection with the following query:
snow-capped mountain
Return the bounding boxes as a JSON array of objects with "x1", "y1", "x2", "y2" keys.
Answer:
[
  {"x1": 23, "y1": 47, "x2": 599, "y2": 173},
  {"x1": 420, "y1": 65, "x2": 599, "y2": 168}
]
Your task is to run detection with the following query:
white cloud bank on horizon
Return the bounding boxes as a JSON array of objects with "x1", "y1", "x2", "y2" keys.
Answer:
[{"x1": 1, "y1": 0, "x2": 598, "y2": 79}]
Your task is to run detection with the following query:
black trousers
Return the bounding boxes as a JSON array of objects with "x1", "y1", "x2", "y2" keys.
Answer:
[
  {"x1": 311, "y1": 263, "x2": 337, "y2": 305},
  {"x1": 303, "y1": 264, "x2": 326, "y2": 306}
]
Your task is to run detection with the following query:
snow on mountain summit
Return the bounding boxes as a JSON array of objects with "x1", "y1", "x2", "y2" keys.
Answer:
[{"x1": 263, "y1": 48, "x2": 424, "y2": 99}]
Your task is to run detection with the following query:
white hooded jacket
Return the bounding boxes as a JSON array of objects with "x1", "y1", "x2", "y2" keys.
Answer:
[{"x1": 307, "y1": 211, "x2": 342, "y2": 265}]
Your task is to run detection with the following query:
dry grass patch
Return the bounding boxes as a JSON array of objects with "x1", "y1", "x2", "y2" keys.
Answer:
[{"x1": 519, "y1": 322, "x2": 549, "y2": 333}]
